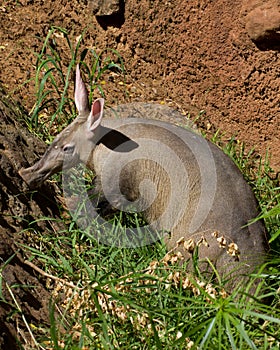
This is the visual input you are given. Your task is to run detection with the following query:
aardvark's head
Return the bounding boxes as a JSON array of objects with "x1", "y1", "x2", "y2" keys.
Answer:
[{"x1": 19, "y1": 65, "x2": 104, "y2": 188}]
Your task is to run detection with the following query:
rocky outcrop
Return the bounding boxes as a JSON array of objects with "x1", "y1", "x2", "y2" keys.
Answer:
[
  {"x1": 0, "y1": 85, "x2": 63, "y2": 348},
  {"x1": 242, "y1": 0, "x2": 280, "y2": 47}
]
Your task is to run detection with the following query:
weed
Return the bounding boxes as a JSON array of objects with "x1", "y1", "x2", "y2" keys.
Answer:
[{"x1": 28, "y1": 26, "x2": 125, "y2": 140}]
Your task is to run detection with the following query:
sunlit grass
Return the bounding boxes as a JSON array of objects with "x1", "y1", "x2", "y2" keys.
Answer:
[{"x1": 27, "y1": 26, "x2": 125, "y2": 140}]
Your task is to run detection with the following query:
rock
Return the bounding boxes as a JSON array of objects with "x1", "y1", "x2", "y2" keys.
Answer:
[
  {"x1": 89, "y1": 0, "x2": 121, "y2": 16},
  {"x1": 244, "y1": 1, "x2": 280, "y2": 43}
]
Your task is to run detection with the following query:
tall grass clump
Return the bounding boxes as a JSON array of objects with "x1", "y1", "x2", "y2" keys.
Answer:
[
  {"x1": 22, "y1": 221, "x2": 280, "y2": 349},
  {"x1": 28, "y1": 26, "x2": 125, "y2": 139}
]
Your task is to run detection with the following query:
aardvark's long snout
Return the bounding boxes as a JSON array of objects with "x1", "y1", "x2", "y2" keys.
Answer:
[{"x1": 19, "y1": 157, "x2": 62, "y2": 188}]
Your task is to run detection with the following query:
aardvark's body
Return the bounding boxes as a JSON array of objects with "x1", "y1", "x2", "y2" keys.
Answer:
[{"x1": 19, "y1": 65, "x2": 268, "y2": 282}]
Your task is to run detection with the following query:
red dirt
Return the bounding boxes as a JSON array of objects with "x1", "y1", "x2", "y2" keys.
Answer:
[{"x1": 0, "y1": 0, "x2": 279, "y2": 170}]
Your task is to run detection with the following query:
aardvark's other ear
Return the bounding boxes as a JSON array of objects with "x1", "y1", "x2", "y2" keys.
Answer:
[{"x1": 87, "y1": 98, "x2": 104, "y2": 131}]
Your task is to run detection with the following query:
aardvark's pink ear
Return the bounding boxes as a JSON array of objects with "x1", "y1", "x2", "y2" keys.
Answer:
[
  {"x1": 75, "y1": 64, "x2": 90, "y2": 113},
  {"x1": 87, "y1": 98, "x2": 104, "y2": 131}
]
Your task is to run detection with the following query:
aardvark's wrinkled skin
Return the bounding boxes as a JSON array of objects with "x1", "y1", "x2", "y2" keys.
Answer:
[{"x1": 19, "y1": 65, "x2": 269, "y2": 285}]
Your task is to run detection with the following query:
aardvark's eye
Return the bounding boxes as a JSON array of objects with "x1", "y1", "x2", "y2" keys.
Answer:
[{"x1": 63, "y1": 144, "x2": 75, "y2": 154}]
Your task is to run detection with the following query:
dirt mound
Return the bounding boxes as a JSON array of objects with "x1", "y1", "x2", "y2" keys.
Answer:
[{"x1": 0, "y1": 0, "x2": 279, "y2": 164}]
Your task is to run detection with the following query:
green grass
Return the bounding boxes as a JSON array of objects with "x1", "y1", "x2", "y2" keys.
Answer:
[
  {"x1": 16, "y1": 28, "x2": 280, "y2": 349},
  {"x1": 20, "y1": 223, "x2": 280, "y2": 349},
  {"x1": 222, "y1": 136, "x2": 280, "y2": 250},
  {"x1": 27, "y1": 26, "x2": 125, "y2": 140}
]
